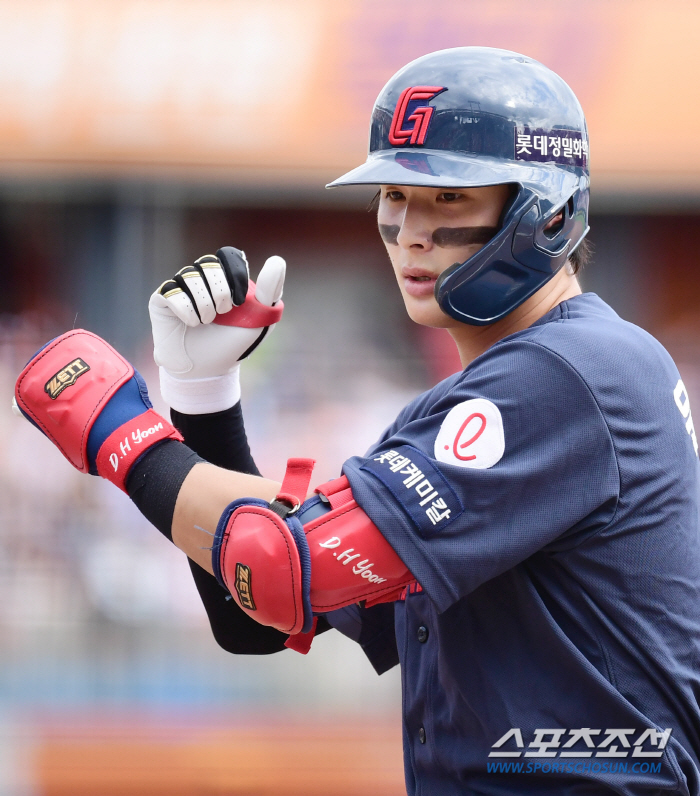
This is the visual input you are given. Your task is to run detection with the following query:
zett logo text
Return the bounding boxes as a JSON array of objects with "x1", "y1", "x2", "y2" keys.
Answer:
[
  {"x1": 44, "y1": 358, "x2": 90, "y2": 400},
  {"x1": 235, "y1": 563, "x2": 256, "y2": 611}
]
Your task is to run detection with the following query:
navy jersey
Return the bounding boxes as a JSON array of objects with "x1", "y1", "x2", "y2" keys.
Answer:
[{"x1": 339, "y1": 294, "x2": 700, "y2": 795}]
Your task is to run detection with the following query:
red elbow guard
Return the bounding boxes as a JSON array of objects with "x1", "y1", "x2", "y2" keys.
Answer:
[{"x1": 213, "y1": 459, "x2": 416, "y2": 638}]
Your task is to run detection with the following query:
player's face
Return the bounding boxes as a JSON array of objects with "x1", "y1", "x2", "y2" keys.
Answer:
[{"x1": 377, "y1": 184, "x2": 512, "y2": 328}]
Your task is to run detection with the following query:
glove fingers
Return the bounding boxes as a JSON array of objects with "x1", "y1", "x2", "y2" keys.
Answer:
[
  {"x1": 255, "y1": 255, "x2": 286, "y2": 306},
  {"x1": 216, "y1": 247, "x2": 249, "y2": 307},
  {"x1": 156, "y1": 278, "x2": 200, "y2": 327},
  {"x1": 173, "y1": 267, "x2": 216, "y2": 325},
  {"x1": 194, "y1": 255, "x2": 234, "y2": 315}
]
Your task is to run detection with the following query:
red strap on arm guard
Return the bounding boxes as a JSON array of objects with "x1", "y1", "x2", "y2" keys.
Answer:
[{"x1": 306, "y1": 475, "x2": 416, "y2": 612}]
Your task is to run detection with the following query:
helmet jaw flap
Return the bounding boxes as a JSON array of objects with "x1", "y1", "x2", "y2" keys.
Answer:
[{"x1": 435, "y1": 184, "x2": 589, "y2": 326}]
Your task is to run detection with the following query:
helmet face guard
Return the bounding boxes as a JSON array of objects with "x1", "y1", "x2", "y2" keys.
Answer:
[
  {"x1": 327, "y1": 47, "x2": 590, "y2": 326},
  {"x1": 436, "y1": 180, "x2": 589, "y2": 325}
]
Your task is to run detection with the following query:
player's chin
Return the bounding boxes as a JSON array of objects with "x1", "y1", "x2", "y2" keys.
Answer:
[{"x1": 402, "y1": 294, "x2": 454, "y2": 329}]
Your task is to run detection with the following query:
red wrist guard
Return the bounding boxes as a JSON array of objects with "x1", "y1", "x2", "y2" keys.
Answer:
[{"x1": 15, "y1": 329, "x2": 183, "y2": 491}]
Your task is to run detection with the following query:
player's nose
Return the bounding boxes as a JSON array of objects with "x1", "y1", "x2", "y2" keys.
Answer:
[{"x1": 395, "y1": 202, "x2": 434, "y2": 251}]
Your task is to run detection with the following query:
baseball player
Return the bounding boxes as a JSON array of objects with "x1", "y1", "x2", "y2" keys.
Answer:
[{"x1": 14, "y1": 47, "x2": 700, "y2": 795}]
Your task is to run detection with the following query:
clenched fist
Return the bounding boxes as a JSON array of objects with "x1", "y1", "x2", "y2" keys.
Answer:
[{"x1": 149, "y1": 246, "x2": 285, "y2": 414}]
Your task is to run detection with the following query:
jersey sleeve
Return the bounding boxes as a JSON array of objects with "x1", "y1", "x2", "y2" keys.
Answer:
[{"x1": 342, "y1": 339, "x2": 620, "y2": 613}]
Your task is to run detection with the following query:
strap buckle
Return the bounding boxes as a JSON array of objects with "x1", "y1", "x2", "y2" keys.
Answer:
[
  {"x1": 271, "y1": 457, "x2": 316, "y2": 518},
  {"x1": 269, "y1": 495, "x2": 302, "y2": 519}
]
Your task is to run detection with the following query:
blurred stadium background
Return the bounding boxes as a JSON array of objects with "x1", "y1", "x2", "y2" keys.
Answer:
[{"x1": 0, "y1": 1, "x2": 698, "y2": 793}]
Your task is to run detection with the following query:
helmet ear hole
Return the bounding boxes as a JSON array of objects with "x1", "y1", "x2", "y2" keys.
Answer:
[
  {"x1": 544, "y1": 194, "x2": 576, "y2": 239},
  {"x1": 543, "y1": 211, "x2": 565, "y2": 239}
]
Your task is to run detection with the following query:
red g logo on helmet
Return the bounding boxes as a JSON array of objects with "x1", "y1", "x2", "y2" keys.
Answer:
[{"x1": 388, "y1": 86, "x2": 446, "y2": 146}]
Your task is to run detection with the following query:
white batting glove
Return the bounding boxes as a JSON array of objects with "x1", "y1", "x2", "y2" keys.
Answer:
[{"x1": 148, "y1": 247, "x2": 285, "y2": 414}]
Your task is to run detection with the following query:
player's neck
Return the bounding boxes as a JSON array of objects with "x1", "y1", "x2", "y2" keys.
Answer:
[{"x1": 448, "y1": 268, "x2": 582, "y2": 369}]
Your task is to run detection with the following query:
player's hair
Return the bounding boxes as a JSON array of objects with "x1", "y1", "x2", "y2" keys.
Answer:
[
  {"x1": 568, "y1": 236, "x2": 591, "y2": 274},
  {"x1": 368, "y1": 189, "x2": 591, "y2": 275}
]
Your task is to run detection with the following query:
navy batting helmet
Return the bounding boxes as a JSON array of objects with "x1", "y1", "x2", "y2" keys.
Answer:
[{"x1": 327, "y1": 47, "x2": 590, "y2": 326}]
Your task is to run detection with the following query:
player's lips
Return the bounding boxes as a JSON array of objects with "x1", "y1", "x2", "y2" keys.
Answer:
[{"x1": 401, "y1": 266, "x2": 439, "y2": 298}]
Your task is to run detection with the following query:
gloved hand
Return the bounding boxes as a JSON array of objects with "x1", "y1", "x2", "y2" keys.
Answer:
[
  {"x1": 148, "y1": 247, "x2": 285, "y2": 415},
  {"x1": 14, "y1": 330, "x2": 183, "y2": 492}
]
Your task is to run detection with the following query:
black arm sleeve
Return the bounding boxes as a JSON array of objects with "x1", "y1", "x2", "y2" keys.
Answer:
[
  {"x1": 170, "y1": 403, "x2": 261, "y2": 475},
  {"x1": 169, "y1": 403, "x2": 330, "y2": 654}
]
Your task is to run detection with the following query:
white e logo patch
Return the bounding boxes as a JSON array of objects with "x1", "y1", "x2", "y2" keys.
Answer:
[{"x1": 434, "y1": 398, "x2": 505, "y2": 469}]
